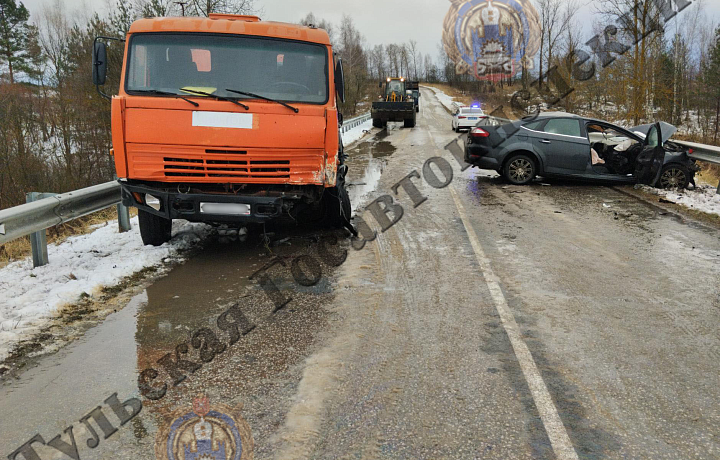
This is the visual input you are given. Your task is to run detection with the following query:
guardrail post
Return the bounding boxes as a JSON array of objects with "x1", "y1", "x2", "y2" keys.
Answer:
[
  {"x1": 117, "y1": 203, "x2": 131, "y2": 233},
  {"x1": 26, "y1": 192, "x2": 49, "y2": 268}
]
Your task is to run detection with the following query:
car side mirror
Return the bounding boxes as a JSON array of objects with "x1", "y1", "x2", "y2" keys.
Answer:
[
  {"x1": 334, "y1": 58, "x2": 346, "y2": 104},
  {"x1": 92, "y1": 41, "x2": 107, "y2": 86}
]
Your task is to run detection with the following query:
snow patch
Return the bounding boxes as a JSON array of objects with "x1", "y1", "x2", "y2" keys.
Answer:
[
  {"x1": 341, "y1": 119, "x2": 373, "y2": 146},
  {"x1": 426, "y1": 86, "x2": 460, "y2": 113},
  {"x1": 639, "y1": 184, "x2": 720, "y2": 217},
  {"x1": 0, "y1": 217, "x2": 212, "y2": 361}
]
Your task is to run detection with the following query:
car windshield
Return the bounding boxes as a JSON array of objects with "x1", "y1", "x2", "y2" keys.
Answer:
[{"x1": 126, "y1": 33, "x2": 328, "y2": 104}]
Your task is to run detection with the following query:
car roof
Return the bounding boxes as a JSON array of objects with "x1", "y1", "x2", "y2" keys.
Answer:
[{"x1": 524, "y1": 111, "x2": 582, "y2": 120}]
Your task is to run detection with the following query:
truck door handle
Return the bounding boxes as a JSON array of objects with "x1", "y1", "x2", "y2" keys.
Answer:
[{"x1": 540, "y1": 139, "x2": 551, "y2": 144}]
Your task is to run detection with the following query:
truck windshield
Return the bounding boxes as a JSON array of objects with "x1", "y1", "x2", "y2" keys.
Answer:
[
  {"x1": 126, "y1": 33, "x2": 328, "y2": 104},
  {"x1": 387, "y1": 81, "x2": 404, "y2": 93}
]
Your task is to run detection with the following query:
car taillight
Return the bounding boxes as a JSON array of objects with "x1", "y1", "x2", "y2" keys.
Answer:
[
  {"x1": 470, "y1": 127, "x2": 490, "y2": 138},
  {"x1": 688, "y1": 148, "x2": 693, "y2": 154},
  {"x1": 458, "y1": 116, "x2": 466, "y2": 119}
]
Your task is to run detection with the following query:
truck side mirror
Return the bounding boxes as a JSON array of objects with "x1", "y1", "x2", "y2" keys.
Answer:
[
  {"x1": 93, "y1": 41, "x2": 107, "y2": 86},
  {"x1": 335, "y1": 58, "x2": 346, "y2": 104}
]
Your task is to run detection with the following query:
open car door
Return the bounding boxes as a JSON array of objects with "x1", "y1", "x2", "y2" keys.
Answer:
[{"x1": 634, "y1": 122, "x2": 665, "y2": 186}]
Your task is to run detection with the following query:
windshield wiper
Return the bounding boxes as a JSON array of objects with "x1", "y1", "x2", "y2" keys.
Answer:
[
  {"x1": 225, "y1": 88, "x2": 299, "y2": 113},
  {"x1": 134, "y1": 89, "x2": 199, "y2": 107},
  {"x1": 179, "y1": 88, "x2": 249, "y2": 110}
]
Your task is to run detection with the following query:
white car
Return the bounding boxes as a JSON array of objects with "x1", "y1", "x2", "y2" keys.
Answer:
[{"x1": 452, "y1": 105, "x2": 486, "y2": 132}]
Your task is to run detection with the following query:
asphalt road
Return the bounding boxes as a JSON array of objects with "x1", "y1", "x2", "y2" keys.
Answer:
[{"x1": 2, "y1": 88, "x2": 719, "y2": 460}]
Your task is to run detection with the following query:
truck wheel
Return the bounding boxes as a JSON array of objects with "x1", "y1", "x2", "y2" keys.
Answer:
[
  {"x1": 404, "y1": 118, "x2": 416, "y2": 128},
  {"x1": 138, "y1": 209, "x2": 172, "y2": 246},
  {"x1": 416, "y1": 106, "x2": 420, "y2": 113},
  {"x1": 373, "y1": 118, "x2": 384, "y2": 128}
]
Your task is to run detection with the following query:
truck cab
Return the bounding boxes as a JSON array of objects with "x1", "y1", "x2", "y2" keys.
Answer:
[{"x1": 93, "y1": 14, "x2": 350, "y2": 245}]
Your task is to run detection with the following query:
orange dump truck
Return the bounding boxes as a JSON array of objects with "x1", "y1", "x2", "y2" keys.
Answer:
[{"x1": 92, "y1": 14, "x2": 350, "y2": 245}]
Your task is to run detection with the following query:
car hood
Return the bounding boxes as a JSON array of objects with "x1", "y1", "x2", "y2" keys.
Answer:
[{"x1": 630, "y1": 122, "x2": 677, "y2": 144}]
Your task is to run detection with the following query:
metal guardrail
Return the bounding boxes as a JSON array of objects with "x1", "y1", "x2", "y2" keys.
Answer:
[
  {"x1": 0, "y1": 117, "x2": 371, "y2": 268},
  {"x1": 341, "y1": 112, "x2": 371, "y2": 133},
  {"x1": 671, "y1": 139, "x2": 720, "y2": 194},
  {"x1": 0, "y1": 181, "x2": 130, "y2": 267}
]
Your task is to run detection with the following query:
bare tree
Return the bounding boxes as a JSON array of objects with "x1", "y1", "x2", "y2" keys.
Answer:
[
  {"x1": 408, "y1": 40, "x2": 419, "y2": 80},
  {"x1": 190, "y1": 0, "x2": 257, "y2": 17},
  {"x1": 536, "y1": 0, "x2": 577, "y2": 89},
  {"x1": 299, "y1": 12, "x2": 334, "y2": 43}
]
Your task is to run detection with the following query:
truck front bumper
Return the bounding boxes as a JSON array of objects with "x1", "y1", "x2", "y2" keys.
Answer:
[{"x1": 121, "y1": 182, "x2": 285, "y2": 223}]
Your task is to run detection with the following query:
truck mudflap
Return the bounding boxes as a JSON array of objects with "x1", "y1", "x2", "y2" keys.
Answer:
[{"x1": 121, "y1": 182, "x2": 285, "y2": 223}]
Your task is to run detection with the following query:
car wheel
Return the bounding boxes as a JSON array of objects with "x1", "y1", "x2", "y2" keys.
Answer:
[
  {"x1": 504, "y1": 154, "x2": 537, "y2": 185},
  {"x1": 658, "y1": 164, "x2": 690, "y2": 189},
  {"x1": 138, "y1": 209, "x2": 172, "y2": 246}
]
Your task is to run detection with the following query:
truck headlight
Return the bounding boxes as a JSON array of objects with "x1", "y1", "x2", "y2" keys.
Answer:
[{"x1": 145, "y1": 194, "x2": 162, "y2": 211}]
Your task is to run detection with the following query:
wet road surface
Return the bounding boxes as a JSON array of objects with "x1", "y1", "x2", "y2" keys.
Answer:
[{"x1": 2, "y1": 89, "x2": 719, "y2": 459}]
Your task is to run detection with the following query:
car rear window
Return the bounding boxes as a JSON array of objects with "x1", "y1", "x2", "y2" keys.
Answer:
[
  {"x1": 461, "y1": 108, "x2": 483, "y2": 115},
  {"x1": 542, "y1": 119, "x2": 582, "y2": 137}
]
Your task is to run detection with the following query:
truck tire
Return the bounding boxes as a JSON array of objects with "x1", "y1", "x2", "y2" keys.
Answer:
[
  {"x1": 404, "y1": 117, "x2": 416, "y2": 128},
  {"x1": 373, "y1": 118, "x2": 384, "y2": 128},
  {"x1": 138, "y1": 209, "x2": 172, "y2": 246},
  {"x1": 416, "y1": 106, "x2": 419, "y2": 113}
]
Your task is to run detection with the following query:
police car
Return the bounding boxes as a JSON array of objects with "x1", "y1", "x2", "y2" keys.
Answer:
[{"x1": 452, "y1": 104, "x2": 487, "y2": 132}]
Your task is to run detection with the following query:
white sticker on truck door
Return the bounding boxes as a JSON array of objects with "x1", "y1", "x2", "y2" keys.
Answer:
[{"x1": 192, "y1": 111, "x2": 253, "y2": 129}]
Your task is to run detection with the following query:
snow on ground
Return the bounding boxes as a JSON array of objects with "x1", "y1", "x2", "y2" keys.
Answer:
[
  {"x1": 0, "y1": 218, "x2": 212, "y2": 361},
  {"x1": 342, "y1": 118, "x2": 373, "y2": 146},
  {"x1": 426, "y1": 86, "x2": 460, "y2": 113},
  {"x1": 0, "y1": 120, "x2": 374, "y2": 363},
  {"x1": 639, "y1": 184, "x2": 720, "y2": 216}
]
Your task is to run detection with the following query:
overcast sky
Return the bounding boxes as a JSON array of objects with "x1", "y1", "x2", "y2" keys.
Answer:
[{"x1": 19, "y1": 0, "x2": 720, "y2": 61}]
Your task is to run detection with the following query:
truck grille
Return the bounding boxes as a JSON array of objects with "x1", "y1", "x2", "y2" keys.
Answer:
[
  {"x1": 126, "y1": 144, "x2": 325, "y2": 184},
  {"x1": 163, "y1": 157, "x2": 291, "y2": 178}
]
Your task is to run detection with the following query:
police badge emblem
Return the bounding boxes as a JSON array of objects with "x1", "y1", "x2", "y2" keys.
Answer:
[
  {"x1": 442, "y1": 0, "x2": 541, "y2": 81},
  {"x1": 155, "y1": 396, "x2": 253, "y2": 460}
]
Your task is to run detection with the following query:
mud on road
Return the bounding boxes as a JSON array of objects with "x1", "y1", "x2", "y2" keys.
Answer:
[{"x1": 2, "y1": 89, "x2": 720, "y2": 460}]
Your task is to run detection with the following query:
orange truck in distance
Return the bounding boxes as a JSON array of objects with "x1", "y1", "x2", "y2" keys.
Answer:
[{"x1": 92, "y1": 14, "x2": 350, "y2": 246}]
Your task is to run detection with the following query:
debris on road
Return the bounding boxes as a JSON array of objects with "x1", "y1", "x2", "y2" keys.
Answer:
[{"x1": 637, "y1": 184, "x2": 720, "y2": 217}]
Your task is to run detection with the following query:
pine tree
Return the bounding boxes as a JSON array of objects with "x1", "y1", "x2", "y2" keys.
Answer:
[
  {"x1": 701, "y1": 27, "x2": 720, "y2": 142},
  {"x1": 0, "y1": 0, "x2": 30, "y2": 84}
]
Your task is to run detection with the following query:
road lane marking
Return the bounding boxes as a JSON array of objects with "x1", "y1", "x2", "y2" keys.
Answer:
[{"x1": 448, "y1": 185, "x2": 580, "y2": 460}]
